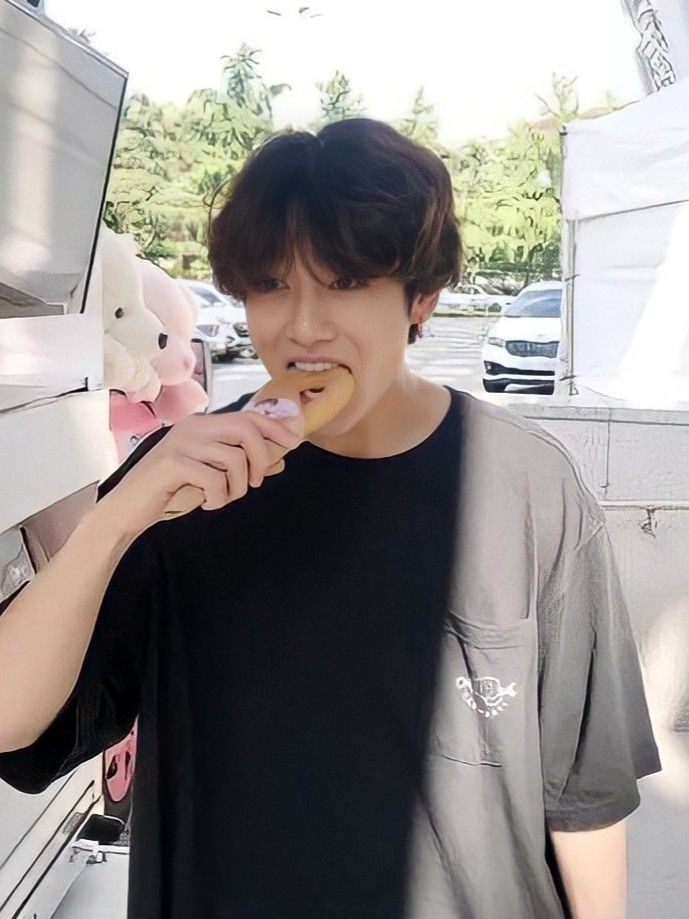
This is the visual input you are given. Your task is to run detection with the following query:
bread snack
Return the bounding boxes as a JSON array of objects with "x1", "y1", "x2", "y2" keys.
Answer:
[{"x1": 162, "y1": 365, "x2": 355, "y2": 518}]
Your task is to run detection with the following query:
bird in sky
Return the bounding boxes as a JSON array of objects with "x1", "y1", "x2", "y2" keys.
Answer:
[{"x1": 265, "y1": 5, "x2": 324, "y2": 17}]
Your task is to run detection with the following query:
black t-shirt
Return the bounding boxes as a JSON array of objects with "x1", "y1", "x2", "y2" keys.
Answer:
[{"x1": 0, "y1": 386, "x2": 660, "y2": 919}]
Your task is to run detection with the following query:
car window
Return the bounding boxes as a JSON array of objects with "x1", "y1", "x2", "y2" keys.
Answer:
[{"x1": 504, "y1": 289, "x2": 561, "y2": 318}]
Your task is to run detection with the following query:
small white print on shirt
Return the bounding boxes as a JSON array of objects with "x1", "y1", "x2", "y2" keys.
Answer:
[{"x1": 455, "y1": 676, "x2": 518, "y2": 718}]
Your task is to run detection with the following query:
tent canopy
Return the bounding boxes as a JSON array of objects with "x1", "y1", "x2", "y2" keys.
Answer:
[
  {"x1": 560, "y1": 77, "x2": 689, "y2": 410},
  {"x1": 562, "y1": 75, "x2": 689, "y2": 222}
]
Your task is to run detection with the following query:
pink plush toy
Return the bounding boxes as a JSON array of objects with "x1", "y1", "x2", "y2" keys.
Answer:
[
  {"x1": 109, "y1": 258, "x2": 209, "y2": 460},
  {"x1": 137, "y1": 258, "x2": 208, "y2": 422}
]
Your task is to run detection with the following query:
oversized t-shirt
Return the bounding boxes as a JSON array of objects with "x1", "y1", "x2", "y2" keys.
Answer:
[{"x1": 0, "y1": 387, "x2": 661, "y2": 918}]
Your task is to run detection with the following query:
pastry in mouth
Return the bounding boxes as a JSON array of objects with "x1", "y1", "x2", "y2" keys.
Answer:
[{"x1": 286, "y1": 360, "x2": 351, "y2": 403}]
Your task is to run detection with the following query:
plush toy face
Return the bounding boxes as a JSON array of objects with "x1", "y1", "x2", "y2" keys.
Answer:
[
  {"x1": 137, "y1": 258, "x2": 199, "y2": 387},
  {"x1": 97, "y1": 226, "x2": 167, "y2": 396}
]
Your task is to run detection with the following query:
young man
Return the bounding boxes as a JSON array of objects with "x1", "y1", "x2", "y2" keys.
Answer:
[{"x1": 0, "y1": 119, "x2": 660, "y2": 918}]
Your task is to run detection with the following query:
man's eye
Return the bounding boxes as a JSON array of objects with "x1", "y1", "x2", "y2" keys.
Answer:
[
  {"x1": 332, "y1": 278, "x2": 365, "y2": 291},
  {"x1": 251, "y1": 278, "x2": 284, "y2": 292}
]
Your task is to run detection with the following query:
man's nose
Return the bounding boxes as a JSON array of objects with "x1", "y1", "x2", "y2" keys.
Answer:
[{"x1": 286, "y1": 293, "x2": 334, "y2": 340}]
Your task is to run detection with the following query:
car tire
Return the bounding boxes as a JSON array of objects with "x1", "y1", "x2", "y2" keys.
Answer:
[{"x1": 483, "y1": 380, "x2": 507, "y2": 393}]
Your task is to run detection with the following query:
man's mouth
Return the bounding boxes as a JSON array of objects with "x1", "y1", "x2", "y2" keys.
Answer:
[
  {"x1": 287, "y1": 360, "x2": 348, "y2": 372},
  {"x1": 286, "y1": 361, "x2": 351, "y2": 403}
]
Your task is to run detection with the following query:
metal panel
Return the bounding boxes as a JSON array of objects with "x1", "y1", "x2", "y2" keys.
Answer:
[
  {"x1": 0, "y1": 390, "x2": 118, "y2": 534},
  {"x1": 0, "y1": 0, "x2": 126, "y2": 316},
  {"x1": 0, "y1": 759, "x2": 102, "y2": 918},
  {"x1": 0, "y1": 314, "x2": 104, "y2": 412},
  {"x1": 51, "y1": 846, "x2": 129, "y2": 919}
]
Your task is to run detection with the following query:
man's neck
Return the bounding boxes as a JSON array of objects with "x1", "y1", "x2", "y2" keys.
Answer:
[{"x1": 306, "y1": 371, "x2": 451, "y2": 459}]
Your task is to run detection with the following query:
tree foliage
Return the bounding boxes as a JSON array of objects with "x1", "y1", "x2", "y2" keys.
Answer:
[
  {"x1": 314, "y1": 70, "x2": 365, "y2": 126},
  {"x1": 102, "y1": 55, "x2": 618, "y2": 287},
  {"x1": 395, "y1": 86, "x2": 442, "y2": 151},
  {"x1": 104, "y1": 45, "x2": 291, "y2": 276}
]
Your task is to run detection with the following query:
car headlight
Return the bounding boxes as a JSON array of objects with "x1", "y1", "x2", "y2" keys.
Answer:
[{"x1": 487, "y1": 336, "x2": 505, "y2": 347}]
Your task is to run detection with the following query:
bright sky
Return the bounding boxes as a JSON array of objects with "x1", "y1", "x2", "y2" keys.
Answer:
[{"x1": 47, "y1": 0, "x2": 644, "y2": 144}]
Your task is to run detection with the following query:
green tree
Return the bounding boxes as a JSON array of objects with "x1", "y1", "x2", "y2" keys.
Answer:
[
  {"x1": 103, "y1": 63, "x2": 622, "y2": 287},
  {"x1": 452, "y1": 122, "x2": 562, "y2": 286},
  {"x1": 105, "y1": 46, "x2": 289, "y2": 274},
  {"x1": 450, "y1": 72, "x2": 621, "y2": 288},
  {"x1": 396, "y1": 87, "x2": 453, "y2": 164},
  {"x1": 187, "y1": 45, "x2": 288, "y2": 160},
  {"x1": 104, "y1": 93, "x2": 188, "y2": 261},
  {"x1": 396, "y1": 87, "x2": 440, "y2": 149},
  {"x1": 314, "y1": 70, "x2": 364, "y2": 125},
  {"x1": 535, "y1": 73, "x2": 580, "y2": 127}
]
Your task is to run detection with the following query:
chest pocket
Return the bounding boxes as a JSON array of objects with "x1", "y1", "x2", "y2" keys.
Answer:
[{"x1": 429, "y1": 612, "x2": 537, "y2": 767}]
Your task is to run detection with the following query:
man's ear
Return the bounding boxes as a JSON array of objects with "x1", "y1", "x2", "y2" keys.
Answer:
[{"x1": 412, "y1": 289, "x2": 441, "y2": 325}]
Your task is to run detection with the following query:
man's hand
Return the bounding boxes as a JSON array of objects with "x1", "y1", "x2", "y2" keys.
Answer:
[
  {"x1": 551, "y1": 820, "x2": 627, "y2": 919},
  {"x1": 96, "y1": 410, "x2": 304, "y2": 537}
]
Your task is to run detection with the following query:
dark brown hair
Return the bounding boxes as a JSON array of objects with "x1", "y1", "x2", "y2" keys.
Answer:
[{"x1": 208, "y1": 118, "x2": 462, "y2": 344}]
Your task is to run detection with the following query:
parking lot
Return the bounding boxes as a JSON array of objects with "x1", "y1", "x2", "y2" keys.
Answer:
[{"x1": 208, "y1": 315, "x2": 536, "y2": 412}]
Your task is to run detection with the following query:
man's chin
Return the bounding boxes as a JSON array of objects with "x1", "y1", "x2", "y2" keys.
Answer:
[{"x1": 308, "y1": 407, "x2": 357, "y2": 442}]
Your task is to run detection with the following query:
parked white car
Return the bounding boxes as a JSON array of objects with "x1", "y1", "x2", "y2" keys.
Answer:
[
  {"x1": 178, "y1": 279, "x2": 256, "y2": 361},
  {"x1": 481, "y1": 281, "x2": 562, "y2": 393},
  {"x1": 437, "y1": 282, "x2": 513, "y2": 314}
]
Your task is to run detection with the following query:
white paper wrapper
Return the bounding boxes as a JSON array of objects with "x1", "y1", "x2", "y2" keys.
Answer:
[{"x1": 241, "y1": 396, "x2": 301, "y2": 420}]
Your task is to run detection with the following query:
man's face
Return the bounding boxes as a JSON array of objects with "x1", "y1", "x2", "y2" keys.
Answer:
[{"x1": 243, "y1": 255, "x2": 419, "y2": 436}]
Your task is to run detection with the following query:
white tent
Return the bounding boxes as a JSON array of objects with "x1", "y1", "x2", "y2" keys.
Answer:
[{"x1": 559, "y1": 75, "x2": 689, "y2": 409}]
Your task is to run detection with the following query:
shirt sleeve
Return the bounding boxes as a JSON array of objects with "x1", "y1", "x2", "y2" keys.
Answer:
[
  {"x1": 539, "y1": 520, "x2": 662, "y2": 832},
  {"x1": 0, "y1": 395, "x2": 257, "y2": 794},
  {"x1": 0, "y1": 431, "x2": 169, "y2": 795}
]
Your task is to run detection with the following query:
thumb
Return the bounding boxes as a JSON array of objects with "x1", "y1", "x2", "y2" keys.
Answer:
[{"x1": 280, "y1": 412, "x2": 305, "y2": 439}]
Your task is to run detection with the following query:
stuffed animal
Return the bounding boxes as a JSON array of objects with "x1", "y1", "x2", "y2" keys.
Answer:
[
  {"x1": 96, "y1": 225, "x2": 168, "y2": 400},
  {"x1": 108, "y1": 256, "x2": 209, "y2": 458},
  {"x1": 135, "y1": 259, "x2": 209, "y2": 424}
]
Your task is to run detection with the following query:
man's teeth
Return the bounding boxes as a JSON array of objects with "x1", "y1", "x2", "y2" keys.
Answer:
[{"x1": 292, "y1": 361, "x2": 340, "y2": 372}]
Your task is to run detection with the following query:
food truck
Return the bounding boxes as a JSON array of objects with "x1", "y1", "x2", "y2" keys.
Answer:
[
  {"x1": 0, "y1": 2, "x2": 128, "y2": 915},
  {"x1": 0, "y1": 2, "x2": 211, "y2": 915}
]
